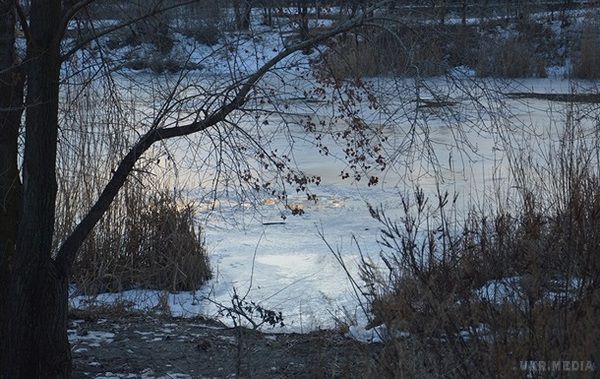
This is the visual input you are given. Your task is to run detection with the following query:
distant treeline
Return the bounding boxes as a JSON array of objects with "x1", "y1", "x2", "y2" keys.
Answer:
[{"x1": 45, "y1": 0, "x2": 597, "y2": 20}]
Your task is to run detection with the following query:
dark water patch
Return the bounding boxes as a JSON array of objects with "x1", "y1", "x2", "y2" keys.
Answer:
[{"x1": 506, "y1": 92, "x2": 600, "y2": 103}]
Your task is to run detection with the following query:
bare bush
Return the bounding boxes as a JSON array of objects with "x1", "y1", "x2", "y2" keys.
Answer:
[{"x1": 173, "y1": 0, "x2": 226, "y2": 45}]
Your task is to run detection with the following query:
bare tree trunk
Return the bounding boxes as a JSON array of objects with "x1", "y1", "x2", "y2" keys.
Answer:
[
  {"x1": 233, "y1": 0, "x2": 252, "y2": 30},
  {"x1": 0, "y1": 2, "x2": 21, "y2": 248},
  {"x1": 1, "y1": 0, "x2": 71, "y2": 377},
  {"x1": 0, "y1": 1, "x2": 23, "y2": 374},
  {"x1": 243, "y1": 1, "x2": 252, "y2": 29},
  {"x1": 262, "y1": 3, "x2": 273, "y2": 27},
  {"x1": 298, "y1": 0, "x2": 309, "y2": 39},
  {"x1": 438, "y1": 0, "x2": 447, "y2": 25}
]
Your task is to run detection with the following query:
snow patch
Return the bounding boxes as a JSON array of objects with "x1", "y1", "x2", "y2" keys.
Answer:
[
  {"x1": 347, "y1": 324, "x2": 388, "y2": 344},
  {"x1": 68, "y1": 330, "x2": 115, "y2": 346}
]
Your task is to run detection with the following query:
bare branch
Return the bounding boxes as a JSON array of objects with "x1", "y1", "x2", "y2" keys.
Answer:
[
  {"x1": 62, "y1": 0, "x2": 96, "y2": 21},
  {"x1": 51, "y1": 0, "x2": 97, "y2": 49},
  {"x1": 54, "y1": 2, "x2": 388, "y2": 273}
]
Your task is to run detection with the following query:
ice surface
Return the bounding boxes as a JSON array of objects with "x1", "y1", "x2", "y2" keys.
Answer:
[{"x1": 71, "y1": 75, "x2": 597, "y2": 337}]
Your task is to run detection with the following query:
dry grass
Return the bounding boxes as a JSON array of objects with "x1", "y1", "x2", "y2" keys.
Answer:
[
  {"x1": 317, "y1": 17, "x2": 565, "y2": 80},
  {"x1": 317, "y1": 25, "x2": 478, "y2": 80},
  {"x1": 361, "y1": 115, "x2": 600, "y2": 377},
  {"x1": 476, "y1": 36, "x2": 547, "y2": 78},
  {"x1": 573, "y1": 22, "x2": 600, "y2": 79},
  {"x1": 317, "y1": 22, "x2": 550, "y2": 80},
  {"x1": 69, "y1": 187, "x2": 211, "y2": 295},
  {"x1": 54, "y1": 56, "x2": 212, "y2": 296},
  {"x1": 476, "y1": 20, "x2": 553, "y2": 78}
]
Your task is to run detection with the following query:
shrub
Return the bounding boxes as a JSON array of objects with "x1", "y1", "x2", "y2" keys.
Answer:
[
  {"x1": 172, "y1": 1, "x2": 226, "y2": 45},
  {"x1": 361, "y1": 117, "x2": 600, "y2": 377}
]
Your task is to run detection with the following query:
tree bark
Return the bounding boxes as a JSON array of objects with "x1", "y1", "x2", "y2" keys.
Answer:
[
  {"x1": 1, "y1": 0, "x2": 71, "y2": 377},
  {"x1": 0, "y1": 1, "x2": 24, "y2": 375},
  {"x1": 0, "y1": 1, "x2": 22, "y2": 250}
]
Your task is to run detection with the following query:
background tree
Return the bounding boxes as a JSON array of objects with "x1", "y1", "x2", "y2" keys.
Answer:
[
  {"x1": 233, "y1": 0, "x2": 253, "y2": 30},
  {"x1": 0, "y1": 1, "x2": 24, "y2": 374}
]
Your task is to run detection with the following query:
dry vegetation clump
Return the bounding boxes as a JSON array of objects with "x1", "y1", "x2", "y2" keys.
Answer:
[
  {"x1": 573, "y1": 22, "x2": 600, "y2": 79},
  {"x1": 53, "y1": 1, "x2": 215, "y2": 296},
  {"x1": 317, "y1": 22, "x2": 547, "y2": 80},
  {"x1": 475, "y1": 19, "x2": 554, "y2": 78},
  {"x1": 475, "y1": 35, "x2": 547, "y2": 78},
  {"x1": 172, "y1": 0, "x2": 225, "y2": 46},
  {"x1": 63, "y1": 186, "x2": 211, "y2": 295},
  {"x1": 318, "y1": 17, "x2": 571, "y2": 80},
  {"x1": 362, "y1": 120, "x2": 600, "y2": 377},
  {"x1": 317, "y1": 25, "x2": 480, "y2": 80}
]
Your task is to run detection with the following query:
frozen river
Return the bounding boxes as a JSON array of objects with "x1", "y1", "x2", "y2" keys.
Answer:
[{"x1": 194, "y1": 77, "x2": 597, "y2": 331}]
